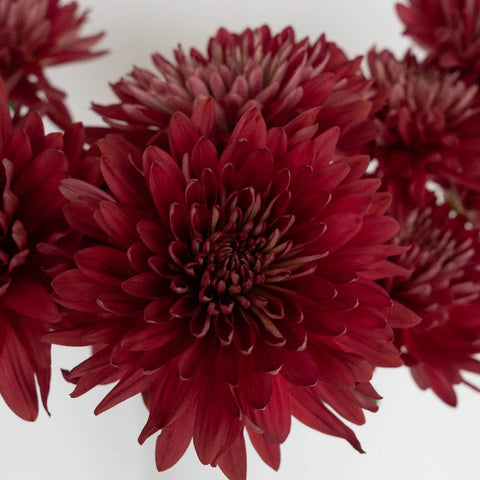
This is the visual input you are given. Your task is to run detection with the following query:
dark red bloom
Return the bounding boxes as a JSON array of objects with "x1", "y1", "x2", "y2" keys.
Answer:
[
  {"x1": 49, "y1": 100, "x2": 416, "y2": 479},
  {"x1": 0, "y1": 0, "x2": 106, "y2": 128},
  {"x1": 397, "y1": 0, "x2": 480, "y2": 82},
  {"x1": 382, "y1": 194, "x2": 480, "y2": 406},
  {"x1": 0, "y1": 79, "x2": 89, "y2": 421},
  {"x1": 367, "y1": 49, "x2": 480, "y2": 205},
  {"x1": 92, "y1": 25, "x2": 375, "y2": 154}
]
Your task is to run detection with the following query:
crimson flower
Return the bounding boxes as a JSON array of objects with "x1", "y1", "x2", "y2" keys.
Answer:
[
  {"x1": 92, "y1": 25, "x2": 376, "y2": 154},
  {"x1": 0, "y1": 0, "x2": 105, "y2": 128},
  {"x1": 367, "y1": 49, "x2": 480, "y2": 205},
  {"x1": 0, "y1": 78, "x2": 88, "y2": 421},
  {"x1": 382, "y1": 194, "x2": 480, "y2": 406},
  {"x1": 49, "y1": 100, "x2": 416, "y2": 479},
  {"x1": 397, "y1": 0, "x2": 480, "y2": 82}
]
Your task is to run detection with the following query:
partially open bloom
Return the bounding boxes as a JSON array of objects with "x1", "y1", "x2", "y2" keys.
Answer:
[
  {"x1": 0, "y1": 0, "x2": 105, "y2": 128},
  {"x1": 92, "y1": 25, "x2": 376, "y2": 154},
  {"x1": 0, "y1": 78, "x2": 88, "y2": 421},
  {"x1": 48, "y1": 100, "x2": 416, "y2": 479},
  {"x1": 382, "y1": 194, "x2": 480, "y2": 406},
  {"x1": 367, "y1": 49, "x2": 480, "y2": 205},
  {"x1": 396, "y1": 0, "x2": 480, "y2": 82}
]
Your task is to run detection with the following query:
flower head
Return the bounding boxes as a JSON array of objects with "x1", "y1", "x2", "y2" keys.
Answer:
[
  {"x1": 367, "y1": 49, "x2": 480, "y2": 204},
  {"x1": 93, "y1": 25, "x2": 375, "y2": 154},
  {"x1": 383, "y1": 194, "x2": 480, "y2": 406},
  {"x1": 0, "y1": 0, "x2": 105, "y2": 128},
  {"x1": 397, "y1": 0, "x2": 480, "y2": 81},
  {"x1": 49, "y1": 100, "x2": 415, "y2": 479},
  {"x1": 0, "y1": 78, "x2": 87, "y2": 421}
]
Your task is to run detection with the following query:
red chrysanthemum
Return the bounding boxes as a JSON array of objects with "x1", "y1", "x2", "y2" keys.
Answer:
[
  {"x1": 0, "y1": 0, "x2": 106, "y2": 128},
  {"x1": 92, "y1": 25, "x2": 376, "y2": 154},
  {"x1": 367, "y1": 49, "x2": 480, "y2": 205},
  {"x1": 48, "y1": 100, "x2": 417, "y2": 479},
  {"x1": 382, "y1": 194, "x2": 480, "y2": 406},
  {"x1": 0, "y1": 78, "x2": 92, "y2": 421},
  {"x1": 396, "y1": 0, "x2": 480, "y2": 82}
]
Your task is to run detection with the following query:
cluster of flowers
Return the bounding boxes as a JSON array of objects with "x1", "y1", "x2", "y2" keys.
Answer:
[{"x1": 1, "y1": 0, "x2": 480, "y2": 478}]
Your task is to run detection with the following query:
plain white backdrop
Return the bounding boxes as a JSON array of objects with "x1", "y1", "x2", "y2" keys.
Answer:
[{"x1": 2, "y1": 1, "x2": 480, "y2": 479}]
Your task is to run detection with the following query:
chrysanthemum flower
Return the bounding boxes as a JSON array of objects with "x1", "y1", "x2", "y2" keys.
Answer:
[
  {"x1": 396, "y1": 0, "x2": 480, "y2": 81},
  {"x1": 92, "y1": 25, "x2": 376, "y2": 154},
  {"x1": 48, "y1": 99, "x2": 416, "y2": 479},
  {"x1": 0, "y1": 0, "x2": 105, "y2": 128},
  {"x1": 367, "y1": 49, "x2": 480, "y2": 204},
  {"x1": 382, "y1": 195, "x2": 480, "y2": 406},
  {"x1": 0, "y1": 78, "x2": 90, "y2": 421}
]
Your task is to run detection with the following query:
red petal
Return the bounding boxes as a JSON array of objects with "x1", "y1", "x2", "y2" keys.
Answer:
[
  {"x1": 194, "y1": 379, "x2": 240, "y2": 465},
  {"x1": 0, "y1": 323, "x2": 38, "y2": 421},
  {"x1": 217, "y1": 434, "x2": 247, "y2": 480},
  {"x1": 387, "y1": 300, "x2": 422, "y2": 328},
  {"x1": 99, "y1": 136, "x2": 149, "y2": 208},
  {"x1": 309, "y1": 340, "x2": 372, "y2": 387},
  {"x1": 14, "y1": 150, "x2": 68, "y2": 232},
  {"x1": 312, "y1": 126, "x2": 340, "y2": 167},
  {"x1": 291, "y1": 389, "x2": 364, "y2": 452},
  {"x1": 281, "y1": 350, "x2": 319, "y2": 386},
  {"x1": 4, "y1": 276, "x2": 60, "y2": 324},
  {"x1": 312, "y1": 382, "x2": 366, "y2": 425},
  {"x1": 59, "y1": 177, "x2": 115, "y2": 207},
  {"x1": 215, "y1": 343, "x2": 243, "y2": 386},
  {"x1": 170, "y1": 294, "x2": 199, "y2": 319},
  {"x1": 95, "y1": 369, "x2": 153, "y2": 415},
  {"x1": 120, "y1": 321, "x2": 186, "y2": 351},
  {"x1": 343, "y1": 280, "x2": 392, "y2": 309},
  {"x1": 97, "y1": 292, "x2": 143, "y2": 315},
  {"x1": 228, "y1": 108, "x2": 267, "y2": 148},
  {"x1": 320, "y1": 213, "x2": 363, "y2": 252},
  {"x1": 191, "y1": 98, "x2": 216, "y2": 138},
  {"x1": 169, "y1": 112, "x2": 200, "y2": 160},
  {"x1": 246, "y1": 426, "x2": 280, "y2": 471},
  {"x1": 178, "y1": 337, "x2": 212, "y2": 379},
  {"x1": 121, "y1": 272, "x2": 161, "y2": 298},
  {"x1": 188, "y1": 137, "x2": 219, "y2": 179},
  {"x1": 236, "y1": 369, "x2": 272, "y2": 409},
  {"x1": 252, "y1": 341, "x2": 284, "y2": 373},
  {"x1": 155, "y1": 414, "x2": 194, "y2": 471},
  {"x1": 75, "y1": 246, "x2": 132, "y2": 285},
  {"x1": 52, "y1": 269, "x2": 106, "y2": 312},
  {"x1": 237, "y1": 148, "x2": 274, "y2": 192},
  {"x1": 141, "y1": 365, "x2": 195, "y2": 437},
  {"x1": 353, "y1": 215, "x2": 399, "y2": 244},
  {"x1": 94, "y1": 201, "x2": 139, "y2": 248},
  {"x1": 136, "y1": 218, "x2": 171, "y2": 255},
  {"x1": 248, "y1": 377, "x2": 291, "y2": 444},
  {"x1": 147, "y1": 148, "x2": 185, "y2": 224}
]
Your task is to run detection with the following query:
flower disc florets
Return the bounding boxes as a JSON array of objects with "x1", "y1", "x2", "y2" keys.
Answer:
[{"x1": 50, "y1": 100, "x2": 415, "y2": 479}]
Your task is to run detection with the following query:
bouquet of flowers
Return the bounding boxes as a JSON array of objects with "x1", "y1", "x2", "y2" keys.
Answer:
[{"x1": 1, "y1": 0, "x2": 480, "y2": 478}]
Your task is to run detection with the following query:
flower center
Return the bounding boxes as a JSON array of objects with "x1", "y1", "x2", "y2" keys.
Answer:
[{"x1": 195, "y1": 231, "x2": 266, "y2": 313}]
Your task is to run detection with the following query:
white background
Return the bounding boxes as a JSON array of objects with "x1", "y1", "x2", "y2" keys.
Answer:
[{"x1": 2, "y1": 1, "x2": 480, "y2": 479}]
